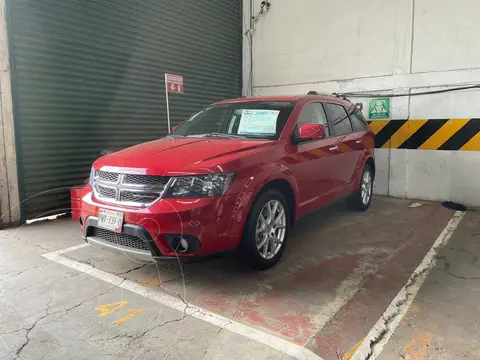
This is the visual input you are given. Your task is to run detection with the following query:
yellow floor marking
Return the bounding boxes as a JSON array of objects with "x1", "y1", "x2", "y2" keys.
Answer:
[
  {"x1": 44, "y1": 245, "x2": 330, "y2": 360},
  {"x1": 401, "y1": 304, "x2": 420, "y2": 325},
  {"x1": 382, "y1": 120, "x2": 427, "y2": 149},
  {"x1": 322, "y1": 221, "x2": 357, "y2": 233},
  {"x1": 95, "y1": 301, "x2": 128, "y2": 317},
  {"x1": 460, "y1": 131, "x2": 480, "y2": 151},
  {"x1": 400, "y1": 332, "x2": 432, "y2": 360},
  {"x1": 368, "y1": 120, "x2": 390, "y2": 135},
  {"x1": 343, "y1": 338, "x2": 364, "y2": 360},
  {"x1": 114, "y1": 308, "x2": 146, "y2": 325},
  {"x1": 418, "y1": 119, "x2": 469, "y2": 150},
  {"x1": 139, "y1": 278, "x2": 161, "y2": 287}
]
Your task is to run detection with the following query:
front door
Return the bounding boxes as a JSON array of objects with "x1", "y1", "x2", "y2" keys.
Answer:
[{"x1": 286, "y1": 102, "x2": 343, "y2": 216}]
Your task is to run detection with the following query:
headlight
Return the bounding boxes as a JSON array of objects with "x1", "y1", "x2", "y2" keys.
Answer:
[{"x1": 163, "y1": 172, "x2": 236, "y2": 198}]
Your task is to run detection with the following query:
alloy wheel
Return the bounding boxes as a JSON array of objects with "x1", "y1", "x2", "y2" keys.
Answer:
[
  {"x1": 361, "y1": 169, "x2": 372, "y2": 205},
  {"x1": 255, "y1": 200, "x2": 286, "y2": 260}
]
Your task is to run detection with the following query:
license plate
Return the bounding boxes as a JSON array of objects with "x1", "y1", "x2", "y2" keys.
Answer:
[{"x1": 98, "y1": 209, "x2": 124, "y2": 233}]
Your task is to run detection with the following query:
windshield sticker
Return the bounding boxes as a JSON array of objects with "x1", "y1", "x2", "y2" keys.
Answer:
[{"x1": 237, "y1": 109, "x2": 280, "y2": 135}]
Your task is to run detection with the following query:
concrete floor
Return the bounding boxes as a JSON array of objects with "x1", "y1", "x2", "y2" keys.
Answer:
[
  {"x1": 0, "y1": 196, "x2": 473, "y2": 360},
  {"x1": 380, "y1": 210, "x2": 480, "y2": 360}
]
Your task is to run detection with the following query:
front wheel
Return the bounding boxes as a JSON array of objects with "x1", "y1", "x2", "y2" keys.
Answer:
[
  {"x1": 347, "y1": 164, "x2": 373, "y2": 211},
  {"x1": 237, "y1": 189, "x2": 290, "y2": 270}
]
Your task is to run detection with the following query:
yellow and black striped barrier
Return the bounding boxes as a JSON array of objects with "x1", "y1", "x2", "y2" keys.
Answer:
[{"x1": 368, "y1": 119, "x2": 480, "y2": 151}]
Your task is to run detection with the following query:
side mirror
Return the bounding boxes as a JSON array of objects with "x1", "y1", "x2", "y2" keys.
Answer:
[{"x1": 294, "y1": 123, "x2": 326, "y2": 144}]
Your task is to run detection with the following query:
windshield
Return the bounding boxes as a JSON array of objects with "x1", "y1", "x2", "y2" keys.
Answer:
[{"x1": 170, "y1": 101, "x2": 296, "y2": 140}]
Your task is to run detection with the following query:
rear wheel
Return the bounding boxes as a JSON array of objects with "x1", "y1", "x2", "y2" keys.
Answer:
[
  {"x1": 347, "y1": 164, "x2": 373, "y2": 211},
  {"x1": 237, "y1": 189, "x2": 290, "y2": 270}
]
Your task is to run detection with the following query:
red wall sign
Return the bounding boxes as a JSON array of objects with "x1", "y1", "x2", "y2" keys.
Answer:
[{"x1": 166, "y1": 73, "x2": 184, "y2": 94}]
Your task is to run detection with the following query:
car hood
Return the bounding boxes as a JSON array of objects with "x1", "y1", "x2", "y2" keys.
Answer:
[{"x1": 94, "y1": 137, "x2": 274, "y2": 175}]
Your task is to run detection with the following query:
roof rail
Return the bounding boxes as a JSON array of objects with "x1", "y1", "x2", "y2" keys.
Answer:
[
  {"x1": 308, "y1": 91, "x2": 351, "y2": 102},
  {"x1": 332, "y1": 92, "x2": 349, "y2": 101}
]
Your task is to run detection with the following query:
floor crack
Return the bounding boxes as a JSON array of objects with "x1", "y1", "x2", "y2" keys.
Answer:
[
  {"x1": 438, "y1": 255, "x2": 480, "y2": 280},
  {"x1": 0, "y1": 263, "x2": 49, "y2": 283},
  {"x1": 116, "y1": 263, "x2": 149, "y2": 276},
  {"x1": 13, "y1": 298, "x2": 54, "y2": 359},
  {"x1": 201, "y1": 326, "x2": 226, "y2": 359},
  {"x1": 91, "y1": 315, "x2": 186, "y2": 344},
  {"x1": 45, "y1": 285, "x2": 118, "y2": 324},
  {"x1": 352, "y1": 211, "x2": 465, "y2": 360}
]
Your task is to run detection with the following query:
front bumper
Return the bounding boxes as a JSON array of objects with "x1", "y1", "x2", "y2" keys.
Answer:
[
  {"x1": 83, "y1": 216, "x2": 159, "y2": 262},
  {"x1": 80, "y1": 186, "x2": 254, "y2": 260}
]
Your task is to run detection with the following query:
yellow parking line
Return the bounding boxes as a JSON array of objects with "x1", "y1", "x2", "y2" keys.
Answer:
[{"x1": 342, "y1": 338, "x2": 363, "y2": 360}]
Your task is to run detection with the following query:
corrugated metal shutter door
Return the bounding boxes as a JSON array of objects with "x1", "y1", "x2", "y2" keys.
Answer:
[{"x1": 7, "y1": 0, "x2": 241, "y2": 220}]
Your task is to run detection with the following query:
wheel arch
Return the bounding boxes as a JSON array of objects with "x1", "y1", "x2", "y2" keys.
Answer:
[
  {"x1": 256, "y1": 179, "x2": 296, "y2": 225},
  {"x1": 365, "y1": 157, "x2": 375, "y2": 179},
  {"x1": 354, "y1": 154, "x2": 375, "y2": 191}
]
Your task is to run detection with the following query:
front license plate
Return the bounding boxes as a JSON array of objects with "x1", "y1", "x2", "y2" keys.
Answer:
[{"x1": 98, "y1": 209, "x2": 124, "y2": 233}]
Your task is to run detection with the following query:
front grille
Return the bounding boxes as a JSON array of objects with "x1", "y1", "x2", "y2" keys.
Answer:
[
  {"x1": 123, "y1": 174, "x2": 170, "y2": 188},
  {"x1": 92, "y1": 170, "x2": 171, "y2": 207},
  {"x1": 96, "y1": 185, "x2": 116, "y2": 199},
  {"x1": 120, "y1": 191, "x2": 160, "y2": 203},
  {"x1": 91, "y1": 227, "x2": 149, "y2": 251},
  {"x1": 96, "y1": 171, "x2": 119, "y2": 183}
]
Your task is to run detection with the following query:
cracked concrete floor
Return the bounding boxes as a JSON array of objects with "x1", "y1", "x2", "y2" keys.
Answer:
[
  {"x1": 0, "y1": 196, "x2": 467, "y2": 360},
  {"x1": 0, "y1": 220, "x2": 292, "y2": 360},
  {"x1": 380, "y1": 210, "x2": 480, "y2": 360}
]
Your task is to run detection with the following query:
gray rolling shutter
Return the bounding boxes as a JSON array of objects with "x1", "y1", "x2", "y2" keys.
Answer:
[{"x1": 7, "y1": 0, "x2": 241, "y2": 220}]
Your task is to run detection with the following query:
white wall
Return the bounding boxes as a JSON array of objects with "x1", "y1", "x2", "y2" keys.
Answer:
[{"x1": 244, "y1": 0, "x2": 480, "y2": 207}]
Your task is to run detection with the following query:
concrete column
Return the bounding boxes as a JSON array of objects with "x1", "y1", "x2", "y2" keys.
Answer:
[
  {"x1": 242, "y1": 0, "x2": 253, "y2": 96},
  {"x1": 0, "y1": 0, "x2": 20, "y2": 227}
]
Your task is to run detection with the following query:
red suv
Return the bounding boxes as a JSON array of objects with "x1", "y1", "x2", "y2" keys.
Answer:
[{"x1": 80, "y1": 94, "x2": 375, "y2": 269}]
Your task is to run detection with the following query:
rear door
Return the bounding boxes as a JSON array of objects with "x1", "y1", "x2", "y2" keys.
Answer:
[
  {"x1": 344, "y1": 104, "x2": 370, "y2": 162},
  {"x1": 323, "y1": 102, "x2": 358, "y2": 190}
]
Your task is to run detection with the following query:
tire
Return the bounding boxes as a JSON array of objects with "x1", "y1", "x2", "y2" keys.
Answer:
[
  {"x1": 347, "y1": 164, "x2": 373, "y2": 211},
  {"x1": 237, "y1": 189, "x2": 290, "y2": 270}
]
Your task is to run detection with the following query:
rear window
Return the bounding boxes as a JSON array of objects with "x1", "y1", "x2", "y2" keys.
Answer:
[
  {"x1": 345, "y1": 105, "x2": 368, "y2": 131},
  {"x1": 324, "y1": 103, "x2": 352, "y2": 136}
]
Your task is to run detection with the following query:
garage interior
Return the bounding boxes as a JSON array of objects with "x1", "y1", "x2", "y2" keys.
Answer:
[{"x1": 1, "y1": 1, "x2": 480, "y2": 360}]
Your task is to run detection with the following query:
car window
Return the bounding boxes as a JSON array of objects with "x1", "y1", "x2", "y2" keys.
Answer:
[
  {"x1": 345, "y1": 105, "x2": 368, "y2": 131},
  {"x1": 324, "y1": 103, "x2": 352, "y2": 136},
  {"x1": 171, "y1": 101, "x2": 296, "y2": 140},
  {"x1": 296, "y1": 103, "x2": 330, "y2": 137}
]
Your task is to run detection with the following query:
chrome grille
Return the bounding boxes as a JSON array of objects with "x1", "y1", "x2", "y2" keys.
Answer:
[
  {"x1": 120, "y1": 191, "x2": 160, "y2": 203},
  {"x1": 96, "y1": 186, "x2": 116, "y2": 199},
  {"x1": 96, "y1": 171, "x2": 119, "y2": 183},
  {"x1": 123, "y1": 174, "x2": 170, "y2": 187},
  {"x1": 92, "y1": 170, "x2": 170, "y2": 207},
  {"x1": 91, "y1": 227, "x2": 149, "y2": 251}
]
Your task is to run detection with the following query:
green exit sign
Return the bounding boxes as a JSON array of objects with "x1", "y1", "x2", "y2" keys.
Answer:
[{"x1": 368, "y1": 98, "x2": 390, "y2": 119}]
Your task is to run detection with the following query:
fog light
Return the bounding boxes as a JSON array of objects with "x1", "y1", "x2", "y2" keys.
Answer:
[
  {"x1": 179, "y1": 238, "x2": 189, "y2": 252},
  {"x1": 172, "y1": 237, "x2": 189, "y2": 253}
]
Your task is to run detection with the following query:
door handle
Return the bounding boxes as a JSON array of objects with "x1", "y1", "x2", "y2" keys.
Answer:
[
  {"x1": 355, "y1": 140, "x2": 362, "y2": 144},
  {"x1": 329, "y1": 146, "x2": 339, "y2": 151}
]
